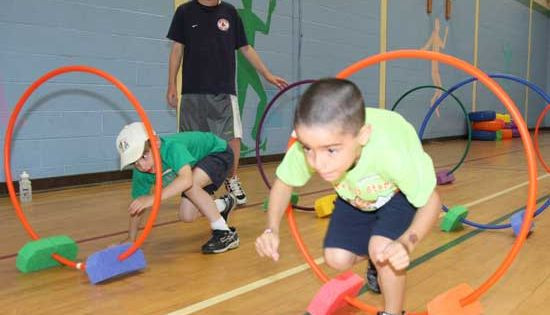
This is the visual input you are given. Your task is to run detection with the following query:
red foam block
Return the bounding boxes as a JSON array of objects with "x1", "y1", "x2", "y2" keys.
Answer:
[{"x1": 306, "y1": 271, "x2": 364, "y2": 315}]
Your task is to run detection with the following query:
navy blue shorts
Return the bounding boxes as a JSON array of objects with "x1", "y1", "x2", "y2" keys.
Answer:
[
  {"x1": 182, "y1": 146, "x2": 233, "y2": 196},
  {"x1": 323, "y1": 192, "x2": 417, "y2": 257}
]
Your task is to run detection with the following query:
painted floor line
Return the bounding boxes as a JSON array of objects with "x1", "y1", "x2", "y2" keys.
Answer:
[
  {"x1": 439, "y1": 173, "x2": 549, "y2": 218},
  {"x1": 166, "y1": 257, "x2": 325, "y2": 315}
]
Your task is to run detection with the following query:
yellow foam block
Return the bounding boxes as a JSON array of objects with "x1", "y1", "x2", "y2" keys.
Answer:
[
  {"x1": 496, "y1": 113, "x2": 511, "y2": 123},
  {"x1": 315, "y1": 194, "x2": 337, "y2": 218}
]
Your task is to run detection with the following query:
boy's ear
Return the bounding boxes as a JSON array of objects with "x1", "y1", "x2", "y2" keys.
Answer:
[{"x1": 357, "y1": 124, "x2": 371, "y2": 146}]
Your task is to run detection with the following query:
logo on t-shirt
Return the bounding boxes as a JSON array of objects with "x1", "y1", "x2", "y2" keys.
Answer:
[{"x1": 217, "y1": 18, "x2": 230, "y2": 31}]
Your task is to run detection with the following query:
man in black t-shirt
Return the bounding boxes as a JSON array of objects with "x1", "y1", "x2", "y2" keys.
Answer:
[{"x1": 167, "y1": 0, "x2": 288, "y2": 206}]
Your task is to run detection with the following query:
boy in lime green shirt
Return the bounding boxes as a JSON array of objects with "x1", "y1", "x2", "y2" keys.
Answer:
[
  {"x1": 255, "y1": 79, "x2": 441, "y2": 315},
  {"x1": 116, "y1": 122, "x2": 239, "y2": 254}
]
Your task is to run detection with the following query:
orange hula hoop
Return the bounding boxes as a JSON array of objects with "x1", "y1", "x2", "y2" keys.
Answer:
[
  {"x1": 3, "y1": 65, "x2": 163, "y2": 269},
  {"x1": 285, "y1": 50, "x2": 538, "y2": 315},
  {"x1": 534, "y1": 104, "x2": 550, "y2": 173}
]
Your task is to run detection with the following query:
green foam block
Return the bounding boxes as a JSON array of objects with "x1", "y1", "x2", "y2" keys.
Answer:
[
  {"x1": 262, "y1": 192, "x2": 300, "y2": 211},
  {"x1": 16, "y1": 235, "x2": 78, "y2": 273},
  {"x1": 440, "y1": 206, "x2": 469, "y2": 232}
]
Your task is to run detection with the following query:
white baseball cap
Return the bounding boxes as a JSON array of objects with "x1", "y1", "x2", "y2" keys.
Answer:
[{"x1": 116, "y1": 122, "x2": 151, "y2": 170}]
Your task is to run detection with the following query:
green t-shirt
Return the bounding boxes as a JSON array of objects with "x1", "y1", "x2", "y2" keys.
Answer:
[
  {"x1": 131, "y1": 131, "x2": 227, "y2": 199},
  {"x1": 276, "y1": 108, "x2": 436, "y2": 211}
]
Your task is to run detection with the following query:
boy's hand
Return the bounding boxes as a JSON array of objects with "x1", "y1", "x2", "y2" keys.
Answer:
[
  {"x1": 255, "y1": 229, "x2": 280, "y2": 261},
  {"x1": 375, "y1": 241, "x2": 410, "y2": 271},
  {"x1": 128, "y1": 196, "x2": 153, "y2": 215}
]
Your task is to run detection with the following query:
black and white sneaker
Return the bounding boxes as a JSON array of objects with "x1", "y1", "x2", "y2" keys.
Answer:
[
  {"x1": 218, "y1": 194, "x2": 237, "y2": 222},
  {"x1": 201, "y1": 227, "x2": 240, "y2": 254},
  {"x1": 366, "y1": 259, "x2": 381, "y2": 294},
  {"x1": 224, "y1": 176, "x2": 247, "y2": 205}
]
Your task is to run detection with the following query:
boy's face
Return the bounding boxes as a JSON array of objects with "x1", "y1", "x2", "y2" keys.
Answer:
[
  {"x1": 134, "y1": 150, "x2": 155, "y2": 173},
  {"x1": 295, "y1": 123, "x2": 370, "y2": 182}
]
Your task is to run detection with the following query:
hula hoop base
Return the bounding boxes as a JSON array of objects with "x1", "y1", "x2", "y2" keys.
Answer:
[
  {"x1": 427, "y1": 283, "x2": 482, "y2": 315},
  {"x1": 16, "y1": 235, "x2": 78, "y2": 273},
  {"x1": 306, "y1": 271, "x2": 364, "y2": 315},
  {"x1": 85, "y1": 243, "x2": 146, "y2": 284},
  {"x1": 436, "y1": 169, "x2": 455, "y2": 185}
]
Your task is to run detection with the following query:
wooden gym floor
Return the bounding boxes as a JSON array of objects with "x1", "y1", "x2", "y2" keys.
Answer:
[{"x1": 2, "y1": 133, "x2": 550, "y2": 315}]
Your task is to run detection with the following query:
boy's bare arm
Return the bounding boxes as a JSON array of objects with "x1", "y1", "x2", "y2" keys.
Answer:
[
  {"x1": 266, "y1": 179, "x2": 294, "y2": 233},
  {"x1": 399, "y1": 190, "x2": 441, "y2": 253},
  {"x1": 255, "y1": 178, "x2": 293, "y2": 261}
]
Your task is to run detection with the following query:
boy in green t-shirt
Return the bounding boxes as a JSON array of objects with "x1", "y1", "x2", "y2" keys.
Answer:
[
  {"x1": 255, "y1": 79, "x2": 441, "y2": 315},
  {"x1": 116, "y1": 122, "x2": 239, "y2": 254}
]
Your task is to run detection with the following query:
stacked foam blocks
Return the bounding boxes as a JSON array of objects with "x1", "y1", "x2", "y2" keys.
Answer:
[{"x1": 469, "y1": 111, "x2": 519, "y2": 141}]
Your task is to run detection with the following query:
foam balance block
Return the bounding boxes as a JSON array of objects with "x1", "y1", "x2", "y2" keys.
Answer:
[
  {"x1": 501, "y1": 129, "x2": 513, "y2": 140},
  {"x1": 496, "y1": 113, "x2": 511, "y2": 123},
  {"x1": 472, "y1": 119, "x2": 505, "y2": 132},
  {"x1": 504, "y1": 121, "x2": 517, "y2": 129},
  {"x1": 16, "y1": 235, "x2": 78, "y2": 273},
  {"x1": 427, "y1": 283, "x2": 482, "y2": 315},
  {"x1": 436, "y1": 169, "x2": 455, "y2": 185},
  {"x1": 262, "y1": 192, "x2": 299, "y2": 211},
  {"x1": 472, "y1": 130, "x2": 502, "y2": 141},
  {"x1": 314, "y1": 194, "x2": 337, "y2": 218},
  {"x1": 512, "y1": 128, "x2": 520, "y2": 138},
  {"x1": 85, "y1": 243, "x2": 146, "y2": 284},
  {"x1": 510, "y1": 210, "x2": 535, "y2": 237},
  {"x1": 441, "y1": 206, "x2": 468, "y2": 232},
  {"x1": 468, "y1": 110, "x2": 496, "y2": 122},
  {"x1": 306, "y1": 271, "x2": 364, "y2": 315}
]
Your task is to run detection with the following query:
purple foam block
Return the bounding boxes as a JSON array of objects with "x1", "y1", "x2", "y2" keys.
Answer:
[
  {"x1": 510, "y1": 210, "x2": 535, "y2": 237},
  {"x1": 512, "y1": 128, "x2": 520, "y2": 138},
  {"x1": 504, "y1": 121, "x2": 517, "y2": 129},
  {"x1": 436, "y1": 169, "x2": 455, "y2": 185},
  {"x1": 86, "y1": 243, "x2": 146, "y2": 284}
]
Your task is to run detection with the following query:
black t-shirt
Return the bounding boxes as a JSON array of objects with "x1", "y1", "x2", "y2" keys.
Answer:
[{"x1": 167, "y1": 1, "x2": 248, "y2": 95}]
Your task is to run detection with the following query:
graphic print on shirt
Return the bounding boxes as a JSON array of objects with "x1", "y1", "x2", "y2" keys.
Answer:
[
  {"x1": 335, "y1": 174, "x2": 398, "y2": 211},
  {"x1": 217, "y1": 18, "x2": 230, "y2": 31}
]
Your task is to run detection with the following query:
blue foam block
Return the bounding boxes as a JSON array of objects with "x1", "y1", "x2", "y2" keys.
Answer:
[
  {"x1": 85, "y1": 243, "x2": 146, "y2": 284},
  {"x1": 468, "y1": 110, "x2": 496, "y2": 122},
  {"x1": 510, "y1": 211, "x2": 535, "y2": 237}
]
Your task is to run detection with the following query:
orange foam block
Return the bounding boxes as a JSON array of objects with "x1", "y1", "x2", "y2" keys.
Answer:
[
  {"x1": 427, "y1": 283, "x2": 482, "y2": 315},
  {"x1": 306, "y1": 271, "x2": 364, "y2": 315}
]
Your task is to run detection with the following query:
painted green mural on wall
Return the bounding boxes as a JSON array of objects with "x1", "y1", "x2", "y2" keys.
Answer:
[{"x1": 237, "y1": 0, "x2": 277, "y2": 154}]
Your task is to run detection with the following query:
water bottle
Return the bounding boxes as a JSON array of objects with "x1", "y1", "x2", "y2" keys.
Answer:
[{"x1": 19, "y1": 171, "x2": 32, "y2": 203}]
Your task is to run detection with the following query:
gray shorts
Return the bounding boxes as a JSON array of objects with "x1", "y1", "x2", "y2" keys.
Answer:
[{"x1": 180, "y1": 94, "x2": 242, "y2": 141}]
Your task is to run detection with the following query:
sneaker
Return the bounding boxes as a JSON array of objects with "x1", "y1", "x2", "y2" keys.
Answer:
[
  {"x1": 224, "y1": 176, "x2": 247, "y2": 205},
  {"x1": 219, "y1": 193, "x2": 237, "y2": 222},
  {"x1": 366, "y1": 260, "x2": 381, "y2": 294},
  {"x1": 201, "y1": 227, "x2": 240, "y2": 254}
]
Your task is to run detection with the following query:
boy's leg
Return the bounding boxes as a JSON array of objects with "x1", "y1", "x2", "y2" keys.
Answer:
[
  {"x1": 184, "y1": 167, "x2": 239, "y2": 254},
  {"x1": 203, "y1": 94, "x2": 247, "y2": 205},
  {"x1": 366, "y1": 257, "x2": 381, "y2": 294},
  {"x1": 323, "y1": 247, "x2": 363, "y2": 270},
  {"x1": 368, "y1": 192, "x2": 417, "y2": 314},
  {"x1": 323, "y1": 197, "x2": 374, "y2": 269},
  {"x1": 369, "y1": 236, "x2": 406, "y2": 315}
]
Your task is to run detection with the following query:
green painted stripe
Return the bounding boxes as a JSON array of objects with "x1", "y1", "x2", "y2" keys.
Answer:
[
  {"x1": 516, "y1": 0, "x2": 550, "y2": 16},
  {"x1": 358, "y1": 194, "x2": 549, "y2": 295}
]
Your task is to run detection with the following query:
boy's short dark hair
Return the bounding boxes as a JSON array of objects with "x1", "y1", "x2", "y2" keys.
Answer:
[{"x1": 294, "y1": 78, "x2": 365, "y2": 135}]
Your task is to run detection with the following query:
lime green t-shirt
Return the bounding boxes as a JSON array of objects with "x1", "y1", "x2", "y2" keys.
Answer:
[
  {"x1": 131, "y1": 131, "x2": 228, "y2": 199},
  {"x1": 276, "y1": 108, "x2": 436, "y2": 211}
]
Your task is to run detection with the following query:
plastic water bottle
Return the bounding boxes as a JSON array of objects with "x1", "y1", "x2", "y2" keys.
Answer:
[{"x1": 19, "y1": 171, "x2": 32, "y2": 203}]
